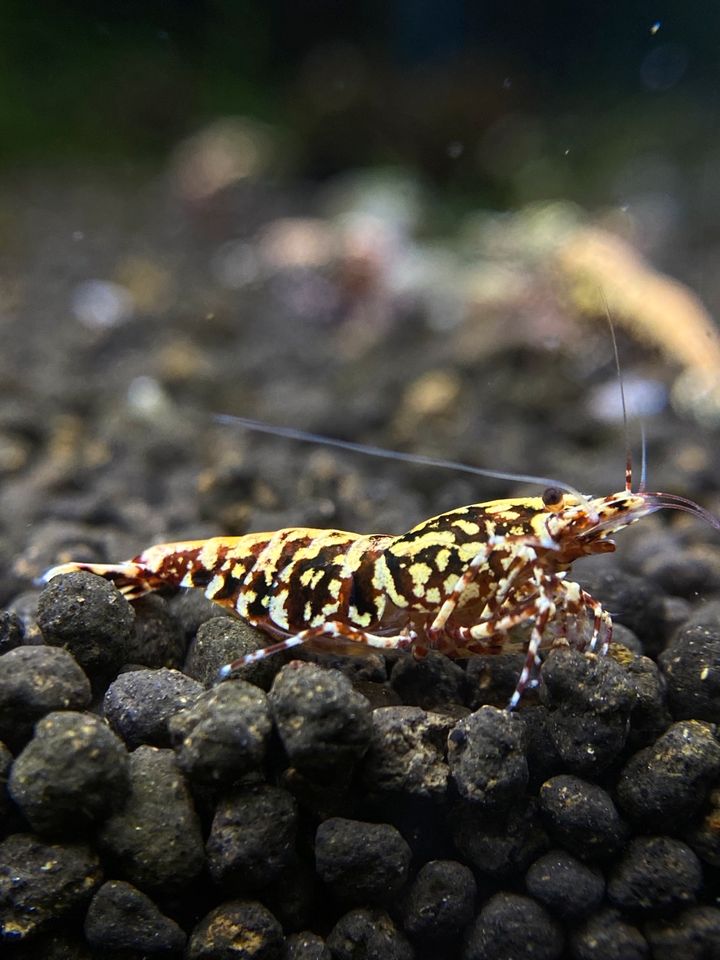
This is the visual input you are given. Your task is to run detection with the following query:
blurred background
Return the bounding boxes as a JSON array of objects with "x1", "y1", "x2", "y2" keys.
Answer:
[{"x1": 3, "y1": 0, "x2": 720, "y2": 591}]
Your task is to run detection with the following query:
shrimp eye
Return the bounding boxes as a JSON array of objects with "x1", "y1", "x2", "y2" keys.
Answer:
[{"x1": 542, "y1": 486, "x2": 564, "y2": 508}]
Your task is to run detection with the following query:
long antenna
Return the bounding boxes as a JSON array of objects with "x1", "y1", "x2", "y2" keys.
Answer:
[
  {"x1": 213, "y1": 413, "x2": 588, "y2": 500},
  {"x1": 601, "y1": 290, "x2": 633, "y2": 492}
]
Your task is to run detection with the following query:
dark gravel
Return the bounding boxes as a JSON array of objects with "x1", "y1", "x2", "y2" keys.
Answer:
[
  {"x1": 4, "y1": 172, "x2": 720, "y2": 956},
  {"x1": 8, "y1": 710, "x2": 129, "y2": 835},
  {"x1": 84, "y1": 879, "x2": 186, "y2": 954}
]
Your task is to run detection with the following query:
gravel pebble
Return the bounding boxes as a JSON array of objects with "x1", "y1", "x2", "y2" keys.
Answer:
[
  {"x1": 401, "y1": 859, "x2": 476, "y2": 942},
  {"x1": 524, "y1": 850, "x2": 604, "y2": 920},
  {"x1": 451, "y1": 800, "x2": 548, "y2": 880},
  {"x1": 286, "y1": 930, "x2": 331, "y2": 960},
  {"x1": 540, "y1": 649, "x2": 636, "y2": 776},
  {"x1": 8, "y1": 710, "x2": 129, "y2": 834},
  {"x1": 0, "y1": 645, "x2": 91, "y2": 749},
  {"x1": 169, "y1": 678, "x2": 272, "y2": 782},
  {"x1": 121, "y1": 593, "x2": 188, "y2": 669},
  {"x1": 360, "y1": 705, "x2": 452, "y2": 800},
  {"x1": 84, "y1": 879, "x2": 186, "y2": 954},
  {"x1": 539, "y1": 775, "x2": 627, "y2": 861},
  {"x1": 659, "y1": 624, "x2": 720, "y2": 722},
  {"x1": 390, "y1": 651, "x2": 468, "y2": 711},
  {"x1": 187, "y1": 899, "x2": 285, "y2": 960},
  {"x1": 37, "y1": 571, "x2": 135, "y2": 681},
  {"x1": 206, "y1": 783, "x2": 298, "y2": 893},
  {"x1": 569, "y1": 908, "x2": 648, "y2": 960},
  {"x1": 447, "y1": 705, "x2": 528, "y2": 807},
  {"x1": 97, "y1": 744, "x2": 204, "y2": 890},
  {"x1": 0, "y1": 610, "x2": 24, "y2": 654},
  {"x1": 0, "y1": 741, "x2": 14, "y2": 828},
  {"x1": 103, "y1": 667, "x2": 204, "y2": 748},
  {"x1": 184, "y1": 615, "x2": 279, "y2": 689},
  {"x1": 616, "y1": 719, "x2": 720, "y2": 828},
  {"x1": 269, "y1": 662, "x2": 372, "y2": 778},
  {"x1": 463, "y1": 891, "x2": 563, "y2": 960},
  {"x1": 0, "y1": 833, "x2": 102, "y2": 942},
  {"x1": 326, "y1": 908, "x2": 414, "y2": 960},
  {"x1": 644, "y1": 905, "x2": 720, "y2": 960},
  {"x1": 607, "y1": 835, "x2": 703, "y2": 915},
  {"x1": 314, "y1": 817, "x2": 411, "y2": 906}
]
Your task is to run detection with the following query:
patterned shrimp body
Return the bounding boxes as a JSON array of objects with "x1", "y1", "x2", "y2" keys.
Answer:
[{"x1": 44, "y1": 482, "x2": 717, "y2": 706}]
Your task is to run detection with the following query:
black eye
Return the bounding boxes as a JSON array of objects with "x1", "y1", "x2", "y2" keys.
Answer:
[{"x1": 542, "y1": 486, "x2": 563, "y2": 507}]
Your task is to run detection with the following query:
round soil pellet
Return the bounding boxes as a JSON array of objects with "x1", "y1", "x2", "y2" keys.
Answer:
[
  {"x1": 607, "y1": 836, "x2": 702, "y2": 915},
  {"x1": 8, "y1": 710, "x2": 129, "y2": 834},
  {"x1": 187, "y1": 900, "x2": 284, "y2": 960},
  {"x1": 463, "y1": 892, "x2": 563, "y2": 960},
  {"x1": 525, "y1": 850, "x2": 604, "y2": 920},
  {"x1": 402, "y1": 859, "x2": 476, "y2": 941},
  {"x1": 84, "y1": 879, "x2": 186, "y2": 954},
  {"x1": 184, "y1": 616, "x2": 278, "y2": 689},
  {"x1": 644, "y1": 905, "x2": 720, "y2": 960},
  {"x1": 539, "y1": 775, "x2": 627, "y2": 861},
  {"x1": 103, "y1": 667, "x2": 204, "y2": 748},
  {"x1": 0, "y1": 645, "x2": 91, "y2": 749},
  {"x1": 447, "y1": 705, "x2": 528, "y2": 807},
  {"x1": 0, "y1": 833, "x2": 102, "y2": 942},
  {"x1": 326, "y1": 908, "x2": 413, "y2": 960},
  {"x1": 37, "y1": 571, "x2": 135, "y2": 680},
  {"x1": 569, "y1": 908, "x2": 648, "y2": 960},
  {"x1": 206, "y1": 783, "x2": 298, "y2": 893},
  {"x1": 269, "y1": 662, "x2": 372, "y2": 777},
  {"x1": 390, "y1": 650, "x2": 468, "y2": 710},
  {"x1": 169, "y1": 678, "x2": 272, "y2": 783},
  {"x1": 97, "y1": 744, "x2": 204, "y2": 891},
  {"x1": 286, "y1": 930, "x2": 331, "y2": 960},
  {"x1": 314, "y1": 817, "x2": 411, "y2": 906},
  {"x1": 540, "y1": 649, "x2": 635, "y2": 776},
  {"x1": 451, "y1": 800, "x2": 548, "y2": 880},
  {"x1": 659, "y1": 624, "x2": 720, "y2": 722},
  {"x1": 360, "y1": 705, "x2": 452, "y2": 801},
  {"x1": 616, "y1": 719, "x2": 720, "y2": 829}
]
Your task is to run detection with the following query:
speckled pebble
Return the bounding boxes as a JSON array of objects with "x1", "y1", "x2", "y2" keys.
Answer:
[
  {"x1": 684, "y1": 786, "x2": 720, "y2": 866},
  {"x1": 37, "y1": 571, "x2": 135, "y2": 680},
  {"x1": 0, "y1": 833, "x2": 102, "y2": 942},
  {"x1": 616, "y1": 719, "x2": 720, "y2": 828},
  {"x1": 121, "y1": 593, "x2": 187, "y2": 669},
  {"x1": 269, "y1": 662, "x2": 372, "y2": 778},
  {"x1": 463, "y1": 892, "x2": 563, "y2": 960},
  {"x1": 447, "y1": 705, "x2": 528, "y2": 807},
  {"x1": 659, "y1": 624, "x2": 720, "y2": 722},
  {"x1": 0, "y1": 610, "x2": 23, "y2": 654},
  {"x1": 326, "y1": 908, "x2": 413, "y2": 960},
  {"x1": 0, "y1": 645, "x2": 91, "y2": 749},
  {"x1": 401, "y1": 859, "x2": 476, "y2": 942},
  {"x1": 607, "y1": 835, "x2": 702, "y2": 915},
  {"x1": 97, "y1": 745, "x2": 204, "y2": 891},
  {"x1": 314, "y1": 817, "x2": 411, "y2": 906},
  {"x1": 539, "y1": 775, "x2": 626, "y2": 861},
  {"x1": 103, "y1": 667, "x2": 204, "y2": 748},
  {"x1": 390, "y1": 650, "x2": 468, "y2": 711},
  {"x1": 569, "y1": 908, "x2": 648, "y2": 960},
  {"x1": 0, "y1": 741, "x2": 12, "y2": 827},
  {"x1": 525, "y1": 850, "x2": 604, "y2": 920},
  {"x1": 187, "y1": 899, "x2": 284, "y2": 960},
  {"x1": 184, "y1": 615, "x2": 278, "y2": 688},
  {"x1": 286, "y1": 930, "x2": 331, "y2": 960},
  {"x1": 169, "y1": 678, "x2": 272, "y2": 783},
  {"x1": 644, "y1": 905, "x2": 720, "y2": 960},
  {"x1": 360, "y1": 705, "x2": 452, "y2": 800},
  {"x1": 206, "y1": 783, "x2": 298, "y2": 893},
  {"x1": 451, "y1": 800, "x2": 548, "y2": 880},
  {"x1": 84, "y1": 879, "x2": 186, "y2": 954},
  {"x1": 540, "y1": 649, "x2": 636, "y2": 776},
  {"x1": 8, "y1": 710, "x2": 129, "y2": 834},
  {"x1": 623, "y1": 655, "x2": 672, "y2": 749}
]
